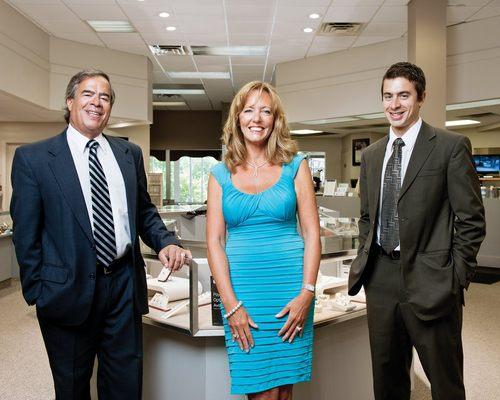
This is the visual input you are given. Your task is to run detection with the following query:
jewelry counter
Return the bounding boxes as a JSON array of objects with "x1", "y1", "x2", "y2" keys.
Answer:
[{"x1": 136, "y1": 233, "x2": 374, "y2": 400}]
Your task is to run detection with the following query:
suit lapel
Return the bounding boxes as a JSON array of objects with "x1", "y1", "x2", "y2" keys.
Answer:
[
  {"x1": 48, "y1": 131, "x2": 94, "y2": 244},
  {"x1": 398, "y1": 121, "x2": 436, "y2": 202},
  {"x1": 106, "y1": 135, "x2": 137, "y2": 241},
  {"x1": 369, "y1": 136, "x2": 388, "y2": 220}
]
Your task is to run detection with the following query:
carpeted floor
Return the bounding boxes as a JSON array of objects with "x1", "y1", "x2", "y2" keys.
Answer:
[{"x1": 1, "y1": 277, "x2": 499, "y2": 399}]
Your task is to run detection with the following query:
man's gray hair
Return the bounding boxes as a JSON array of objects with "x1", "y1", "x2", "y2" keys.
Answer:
[{"x1": 63, "y1": 69, "x2": 115, "y2": 124}]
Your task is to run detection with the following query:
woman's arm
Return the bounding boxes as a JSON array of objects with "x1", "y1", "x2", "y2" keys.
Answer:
[
  {"x1": 206, "y1": 174, "x2": 257, "y2": 351},
  {"x1": 276, "y1": 160, "x2": 321, "y2": 342}
]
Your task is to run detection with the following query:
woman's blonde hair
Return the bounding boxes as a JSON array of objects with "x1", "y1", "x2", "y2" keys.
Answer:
[{"x1": 222, "y1": 81, "x2": 297, "y2": 172}]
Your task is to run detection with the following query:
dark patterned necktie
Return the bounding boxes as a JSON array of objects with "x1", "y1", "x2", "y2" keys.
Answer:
[
  {"x1": 380, "y1": 138, "x2": 405, "y2": 253},
  {"x1": 87, "y1": 140, "x2": 116, "y2": 266}
]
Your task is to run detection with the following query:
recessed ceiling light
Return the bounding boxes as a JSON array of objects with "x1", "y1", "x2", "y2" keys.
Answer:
[
  {"x1": 166, "y1": 26, "x2": 176, "y2": 31},
  {"x1": 168, "y1": 71, "x2": 230, "y2": 79},
  {"x1": 357, "y1": 112, "x2": 386, "y2": 119},
  {"x1": 445, "y1": 119, "x2": 480, "y2": 127},
  {"x1": 303, "y1": 27, "x2": 314, "y2": 33},
  {"x1": 446, "y1": 98, "x2": 500, "y2": 111},
  {"x1": 290, "y1": 129, "x2": 322, "y2": 135},
  {"x1": 309, "y1": 13, "x2": 321, "y2": 19},
  {"x1": 153, "y1": 101, "x2": 187, "y2": 106},
  {"x1": 159, "y1": 12, "x2": 170, "y2": 18},
  {"x1": 153, "y1": 88, "x2": 206, "y2": 95},
  {"x1": 87, "y1": 20, "x2": 135, "y2": 33}
]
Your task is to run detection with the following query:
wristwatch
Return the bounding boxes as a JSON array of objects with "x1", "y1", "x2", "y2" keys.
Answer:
[{"x1": 302, "y1": 283, "x2": 315, "y2": 293}]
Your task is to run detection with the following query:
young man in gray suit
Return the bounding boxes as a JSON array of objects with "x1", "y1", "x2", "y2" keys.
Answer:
[
  {"x1": 11, "y1": 69, "x2": 191, "y2": 399},
  {"x1": 348, "y1": 62, "x2": 485, "y2": 399}
]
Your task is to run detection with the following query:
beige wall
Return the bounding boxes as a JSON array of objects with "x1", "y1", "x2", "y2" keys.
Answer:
[
  {"x1": 341, "y1": 133, "x2": 386, "y2": 183},
  {"x1": 150, "y1": 110, "x2": 222, "y2": 151},
  {"x1": 0, "y1": 122, "x2": 150, "y2": 210},
  {"x1": 0, "y1": 2, "x2": 152, "y2": 123},
  {"x1": 294, "y1": 136, "x2": 342, "y2": 181},
  {"x1": 460, "y1": 129, "x2": 500, "y2": 152}
]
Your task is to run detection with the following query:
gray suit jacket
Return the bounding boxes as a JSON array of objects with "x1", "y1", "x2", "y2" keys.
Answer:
[{"x1": 348, "y1": 121, "x2": 486, "y2": 320}]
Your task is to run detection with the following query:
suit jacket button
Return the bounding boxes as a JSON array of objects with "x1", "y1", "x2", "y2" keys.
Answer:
[
  {"x1": 89, "y1": 273, "x2": 96, "y2": 280},
  {"x1": 364, "y1": 248, "x2": 369, "y2": 254}
]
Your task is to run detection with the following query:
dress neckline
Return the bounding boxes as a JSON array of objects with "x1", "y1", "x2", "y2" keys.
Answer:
[{"x1": 228, "y1": 164, "x2": 285, "y2": 196}]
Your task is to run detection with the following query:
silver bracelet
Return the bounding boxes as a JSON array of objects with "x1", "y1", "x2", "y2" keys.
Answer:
[
  {"x1": 223, "y1": 300, "x2": 243, "y2": 319},
  {"x1": 302, "y1": 283, "x2": 315, "y2": 293}
]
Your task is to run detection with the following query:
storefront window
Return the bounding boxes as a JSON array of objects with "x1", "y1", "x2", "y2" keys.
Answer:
[{"x1": 171, "y1": 156, "x2": 218, "y2": 204}]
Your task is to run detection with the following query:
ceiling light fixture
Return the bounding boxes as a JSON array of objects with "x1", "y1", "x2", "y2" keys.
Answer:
[
  {"x1": 190, "y1": 45, "x2": 267, "y2": 56},
  {"x1": 303, "y1": 27, "x2": 314, "y2": 33},
  {"x1": 309, "y1": 13, "x2": 321, "y2": 19},
  {"x1": 446, "y1": 98, "x2": 500, "y2": 111},
  {"x1": 153, "y1": 101, "x2": 187, "y2": 106},
  {"x1": 290, "y1": 129, "x2": 322, "y2": 135},
  {"x1": 153, "y1": 88, "x2": 206, "y2": 95},
  {"x1": 357, "y1": 112, "x2": 386, "y2": 119},
  {"x1": 168, "y1": 71, "x2": 230, "y2": 79},
  {"x1": 305, "y1": 116, "x2": 359, "y2": 125},
  {"x1": 87, "y1": 20, "x2": 135, "y2": 33},
  {"x1": 166, "y1": 26, "x2": 176, "y2": 31},
  {"x1": 159, "y1": 12, "x2": 170, "y2": 18},
  {"x1": 445, "y1": 119, "x2": 480, "y2": 127}
]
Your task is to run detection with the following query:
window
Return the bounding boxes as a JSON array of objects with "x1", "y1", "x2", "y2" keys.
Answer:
[
  {"x1": 301, "y1": 151, "x2": 325, "y2": 182},
  {"x1": 171, "y1": 156, "x2": 218, "y2": 204}
]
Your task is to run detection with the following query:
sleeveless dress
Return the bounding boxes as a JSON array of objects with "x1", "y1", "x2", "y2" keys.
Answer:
[{"x1": 211, "y1": 154, "x2": 314, "y2": 395}]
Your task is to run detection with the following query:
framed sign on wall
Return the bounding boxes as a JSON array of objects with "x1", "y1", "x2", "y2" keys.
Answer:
[{"x1": 352, "y1": 138, "x2": 370, "y2": 166}]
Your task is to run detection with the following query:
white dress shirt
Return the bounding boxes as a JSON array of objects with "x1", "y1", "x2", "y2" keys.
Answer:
[
  {"x1": 376, "y1": 117, "x2": 422, "y2": 250},
  {"x1": 67, "y1": 124, "x2": 131, "y2": 258}
]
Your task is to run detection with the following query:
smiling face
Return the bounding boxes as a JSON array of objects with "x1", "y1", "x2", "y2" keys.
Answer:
[
  {"x1": 66, "y1": 76, "x2": 112, "y2": 139},
  {"x1": 382, "y1": 77, "x2": 425, "y2": 136},
  {"x1": 238, "y1": 90, "x2": 275, "y2": 146}
]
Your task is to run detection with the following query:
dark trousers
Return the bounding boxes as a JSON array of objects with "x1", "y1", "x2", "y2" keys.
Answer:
[
  {"x1": 37, "y1": 261, "x2": 143, "y2": 400},
  {"x1": 364, "y1": 253, "x2": 465, "y2": 400}
]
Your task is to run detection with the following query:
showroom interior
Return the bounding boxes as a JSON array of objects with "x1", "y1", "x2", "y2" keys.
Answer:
[{"x1": 0, "y1": 0, "x2": 499, "y2": 399}]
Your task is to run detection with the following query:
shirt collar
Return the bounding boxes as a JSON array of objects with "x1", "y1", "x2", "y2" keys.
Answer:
[
  {"x1": 388, "y1": 117, "x2": 422, "y2": 150},
  {"x1": 67, "y1": 123, "x2": 107, "y2": 154}
]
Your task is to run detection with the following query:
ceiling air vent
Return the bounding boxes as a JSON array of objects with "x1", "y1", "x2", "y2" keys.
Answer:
[
  {"x1": 149, "y1": 45, "x2": 191, "y2": 56},
  {"x1": 317, "y1": 22, "x2": 364, "y2": 36}
]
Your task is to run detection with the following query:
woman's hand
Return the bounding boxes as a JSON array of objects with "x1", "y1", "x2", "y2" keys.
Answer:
[
  {"x1": 226, "y1": 305, "x2": 258, "y2": 352},
  {"x1": 275, "y1": 290, "x2": 314, "y2": 343}
]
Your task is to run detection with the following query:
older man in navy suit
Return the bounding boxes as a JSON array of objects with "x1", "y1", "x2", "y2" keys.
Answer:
[{"x1": 10, "y1": 69, "x2": 190, "y2": 399}]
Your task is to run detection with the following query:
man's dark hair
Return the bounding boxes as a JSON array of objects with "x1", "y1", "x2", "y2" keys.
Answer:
[
  {"x1": 381, "y1": 62, "x2": 426, "y2": 101},
  {"x1": 63, "y1": 69, "x2": 115, "y2": 124}
]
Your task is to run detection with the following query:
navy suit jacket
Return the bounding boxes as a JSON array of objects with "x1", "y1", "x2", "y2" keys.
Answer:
[{"x1": 10, "y1": 130, "x2": 178, "y2": 325}]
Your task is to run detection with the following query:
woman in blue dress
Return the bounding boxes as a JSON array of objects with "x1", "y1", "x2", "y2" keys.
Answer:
[{"x1": 207, "y1": 81, "x2": 321, "y2": 400}]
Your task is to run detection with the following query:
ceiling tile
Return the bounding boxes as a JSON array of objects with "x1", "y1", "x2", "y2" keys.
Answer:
[
  {"x1": 447, "y1": 6, "x2": 481, "y2": 25},
  {"x1": 232, "y1": 65, "x2": 265, "y2": 74},
  {"x1": 230, "y1": 55, "x2": 267, "y2": 65},
  {"x1": 194, "y1": 55, "x2": 230, "y2": 66},
  {"x1": 324, "y1": 6, "x2": 379, "y2": 22},
  {"x1": 98, "y1": 32, "x2": 145, "y2": 46},
  {"x1": 228, "y1": 34, "x2": 270, "y2": 46},
  {"x1": 226, "y1": 4, "x2": 275, "y2": 21},
  {"x1": 275, "y1": 5, "x2": 329, "y2": 23},
  {"x1": 353, "y1": 35, "x2": 398, "y2": 47},
  {"x1": 108, "y1": 43, "x2": 150, "y2": 56},
  {"x1": 14, "y1": 3, "x2": 77, "y2": 19},
  {"x1": 281, "y1": 0, "x2": 332, "y2": 5},
  {"x1": 142, "y1": 31, "x2": 186, "y2": 44},
  {"x1": 312, "y1": 35, "x2": 357, "y2": 47},
  {"x1": 447, "y1": 0, "x2": 490, "y2": 5},
  {"x1": 177, "y1": 17, "x2": 226, "y2": 35},
  {"x1": 169, "y1": 0, "x2": 224, "y2": 17},
  {"x1": 332, "y1": 0, "x2": 383, "y2": 5},
  {"x1": 119, "y1": 4, "x2": 175, "y2": 20},
  {"x1": 228, "y1": 20, "x2": 272, "y2": 35},
  {"x1": 362, "y1": 22, "x2": 406, "y2": 36},
  {"x1": 65, "y1": 4, "x2": 127, "y2": 20},
  {"x1": 182, "y1": 34, "x2": 228, "y2": 46},
  {"x1": 273, "y1": 21, "x2": 321, "y2": 37},
  {"x1": 371, "y1": 6, "x2": 406, "y2": 23},
  {"x1": 468, "y1": 6, "x2": 500, "y2": 20},
  {"x1": 197, "y1": 64, "x2": 230, "y2": 72},
  {"x1": 157, "y1": 55, "x2": 197, "y2": 72},
  {"x1": 38, "y1": 20, "x2": 95, "y2": 34}
]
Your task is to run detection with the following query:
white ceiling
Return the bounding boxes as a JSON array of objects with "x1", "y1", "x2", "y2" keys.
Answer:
[{"x1": 5, "y1": 0, "x2": 500, "y2": 111}]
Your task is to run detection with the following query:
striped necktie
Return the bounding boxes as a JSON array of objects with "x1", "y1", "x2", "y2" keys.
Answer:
[
  {"x1": 380, "y1": 138, "x2": 405, "y2": 254},
  {"x1": 87, "y1": 140, "x2": 117, "y2": 266}
]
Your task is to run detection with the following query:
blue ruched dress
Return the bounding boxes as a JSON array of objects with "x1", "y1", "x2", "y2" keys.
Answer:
[{"x1": 211, "y1": 154, "x2": 314, "y2": 395}]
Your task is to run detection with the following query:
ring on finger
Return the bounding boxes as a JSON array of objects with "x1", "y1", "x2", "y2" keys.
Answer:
[
  {"x1": 233, "y1": 333, "x2": 240, "y2": 339},
  {"x1": 295, "y1": 326, "x2": 303, "y2": 332}
]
